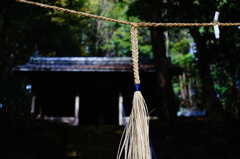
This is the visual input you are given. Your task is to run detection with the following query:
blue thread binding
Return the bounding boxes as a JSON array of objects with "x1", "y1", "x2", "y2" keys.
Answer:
[{"x1": 135, "y1": 84, "x2": 140, "y2": 91}]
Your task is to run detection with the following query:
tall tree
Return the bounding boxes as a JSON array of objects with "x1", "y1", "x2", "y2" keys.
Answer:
[
  {"x1": 169, "y1": 0, "x2": 230, "y2": 120},
  {"x1": 189, "y1": 27, "x2": 225, "y2": 120}
]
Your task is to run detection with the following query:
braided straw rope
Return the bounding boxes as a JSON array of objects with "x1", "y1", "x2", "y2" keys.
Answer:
[
  {"x1": 116, "y1": 27, "x2": 150, "y2": 159},
  {"x1": 16, "y1": 0, "x2": 240, "y2": 27},
  {"x1": 130, "y1": 27, "x2": 140, "y2": 84},
  {"x1": 117, "y1": 27, "x2": 151, "y2": 159}
]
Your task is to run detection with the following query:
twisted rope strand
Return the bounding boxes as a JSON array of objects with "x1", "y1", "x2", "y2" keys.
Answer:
[
  {"x1": 16, "y1": 0, "x2": 240, "y2": 27},
  {"x1": 135, "y1": 22, "x2": 240, "y2": 27},
  {"x1": 130, "y1": 27, "x2": 140, "y2": 84}
]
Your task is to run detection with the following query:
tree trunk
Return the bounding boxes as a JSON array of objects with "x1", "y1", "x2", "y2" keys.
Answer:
[
  {"x1": 225, "y1": 71, "x2": 240, "y2": 118},
  {"x1": 189, "y1": 28, "x2": 225, "y2": 121},
  {"x1": 0, "y1": 0, "x2": 11, "y2": 75},
  {"x1": 151, "y1": 27, "x2": 177, "y2": 122},
  {"x1": 150, "y1": 1, "x2": 177, "y2": 122}
]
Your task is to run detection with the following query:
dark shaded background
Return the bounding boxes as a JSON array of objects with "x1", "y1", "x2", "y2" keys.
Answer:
[{"x1": 1, "y1": 116, "x2": 240, "y2": 159}]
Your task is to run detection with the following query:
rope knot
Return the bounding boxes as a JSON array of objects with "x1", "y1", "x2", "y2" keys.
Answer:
[
  {"x1": 212, "y1": 20, "x2": 220, "y2": 26},
  {"x1": 131, "y1": 23, "x2": 140, "y2": 28}
]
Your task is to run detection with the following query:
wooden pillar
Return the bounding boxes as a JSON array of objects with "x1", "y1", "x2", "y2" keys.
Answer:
[
  {"x1": 30, "y1": 95, "x2": 36, "y2": 114},
  {"x1": 73, "y1": 95, "x2": 80, "y2": 126},
  {"x1": 118, "y1": 93, "x2": 123, "y2": 126}
]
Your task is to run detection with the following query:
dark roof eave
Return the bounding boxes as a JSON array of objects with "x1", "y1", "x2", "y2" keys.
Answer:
[{"x1": 13, "y1": 68, "x2": 155, "y2": 73}]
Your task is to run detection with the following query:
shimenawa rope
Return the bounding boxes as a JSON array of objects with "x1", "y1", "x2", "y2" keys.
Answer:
[
  {"x1": 116, "y1": 27, "x2": 151, "y2": 159},
  {"x1": 14, "y1": 0, "x2": 240, "y2": 159}
]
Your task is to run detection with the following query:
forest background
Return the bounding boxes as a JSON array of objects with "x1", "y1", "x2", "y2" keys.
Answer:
[{"x1": 1, "y1": 0, "x2": 240, "y2": 122}]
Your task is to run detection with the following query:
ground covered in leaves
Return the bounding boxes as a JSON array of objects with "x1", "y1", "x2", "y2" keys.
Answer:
[{"x1": 0, "y1": 116, "x2": 240, "y2": 159}]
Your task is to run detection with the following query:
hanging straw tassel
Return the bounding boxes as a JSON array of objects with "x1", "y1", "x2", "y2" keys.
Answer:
[{"x1": 116, "y1": 26, "x2": 151, "y2": 159}]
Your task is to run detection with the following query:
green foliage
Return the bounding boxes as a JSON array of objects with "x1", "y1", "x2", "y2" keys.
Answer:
[
  {"x1": 42, "y1": 0, "x2": 89, "y2": 56},
  {"x1": 170, "y1": 38, "x2": 195, "y2": 67},
  {"x1": 171, "y1": 39, "x2": 191, "y2": 55},
  {"x1": 169, "y1": 31, "x2": 201, "y2": 108},
  {"x1": 173, "y1": 83, "x2": 181, "y2": 96},
  {"x1": 210, "y1": 64, "x2": 232, "y2": 106},
  {"x1": 82, "y1": 0, "x2": 152, "y2": 57},
  {"x1": 101, "y1": 24, "x2": 152, "y2": 57}
]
